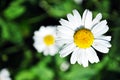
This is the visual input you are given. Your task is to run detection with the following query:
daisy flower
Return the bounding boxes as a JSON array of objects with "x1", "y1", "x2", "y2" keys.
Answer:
[
  {"x1": 60, "y1": 61, "x2": 70, "y2": 71},
  {"x1": 0, "y1": 68, "x2": 11, "y2": 80},
  {"x1": 74, "y1": 0, "x2": 83, "y2": 4},
  {"x1": 57, "y1": 9, "x2": 111, "y2": 67},
  {"x1": 33, "y1": 26, "x2": 59, "y2": 56}
]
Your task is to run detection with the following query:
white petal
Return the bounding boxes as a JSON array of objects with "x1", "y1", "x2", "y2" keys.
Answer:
[
  {"x1": 92, "y1": 41, "x2": 110, "y2": 53},
  {"x1": 57, "y1": 31, "x2": 73, "y2": 40},
  {"x1": 33, "y1": 36, "x2": 44, "y2": 45},
  {"x1": 94, "y1": 39, "x2": 111, "y2": 47},
  {"x1": 43, "y1": 47, "x2": 49, "y2": 56},
  {"x1": 57, "y1": 25, "x2": 74, "y2": 33},
  {"x1": 33, "y1": 43, "x2": 45, "y2": 53},
  {"x1": 57, "y1": 26, "x2": 74, "y2": 37},
  {"x1": 39, "y1": 26, "x2": 45, "y2": 31},
  {"x1": 84, "y1": 10, "x2": 93, "y2": 29},
  {"x1": 44, "y1": 26, "x2": 56, "y2": 33},
  {"x1": 92, "y1": 20, "x2": 108, "y2": 37},
  {"x1": 34, "y1": 31, "x2": 42, "y2": 38},
  {"x1": 82, "y1": 54, "x2": 89, "y2": 67},
  {"x1": 67, "y1": 13, "x2": 74, "y2": 22},
  {"x1": 60, "y1": 43, "x2": 76, "y2": 57},
  {"x1": 49, "y1": 46, "x2": 58, "y2": 56},
  {"x1": 95, "y1": 25, "x2": 109, "y2": 37},
  {"x1": 6, "y1": 78, "x2": 11, "y2": 80},
  {"x1": 38, "y1": 26, "x2": 54, "y2": 37},
  {"x1": 80, "y1": 49, "x2": 88, "y2": 67},
  {"x1": 0, "y1": 69, "x2": 10, "y2": 77},
  {"x1": 77, "y1": 49, "x2": 82, "y2": 65},
  {"x1": 92, "y1": 13, "x2": 102, "y2": 26},
  {"x1": 86, "y1": 47, "x2": 99, "y2": 63},
  {"x1": 70, "y1": 48, "x2": 79, "y2": 64},
  {"x1": 56, "y1": 39, "x2": 73, "y2": 46},
  {"x1": 81, "y1": 9, "x2": 88, "y2": 26},
  {"x1": 73, "y1": 10, "x2": 81, "y2": 22},
  {"x1": 95, "y1": 36, "x2": 111, "y2": 41},
  {"x1": 73, "y1": 9, "x2": 82, "y2": 27},
  {"x1": 67, "y1": 13, "x2": 79, "y2": 29},
  {"x1": 59, "y1": 19, "x2": 76, "y2": 30}
]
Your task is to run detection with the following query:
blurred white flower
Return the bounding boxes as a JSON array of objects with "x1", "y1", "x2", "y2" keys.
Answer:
[
  {"x1": 60, "y1": 61, "x2": 70, "y2": 71},
  {"x1": 57, "y1": 9, "x2": 111, "y2": 67},
  {"x1": 0, "y1": 68, "x2": 11, "y2": 80},
  {"x1": 74, "y1": 0, "x2": 83, "y2": 4},
  {"x1": 33, "y1": 26, "x2": 59, "y2": 56}
]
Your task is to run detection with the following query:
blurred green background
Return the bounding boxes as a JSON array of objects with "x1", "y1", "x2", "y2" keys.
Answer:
[{"x1": 0, "y1": 0, "x2": 120, "y2": 80}]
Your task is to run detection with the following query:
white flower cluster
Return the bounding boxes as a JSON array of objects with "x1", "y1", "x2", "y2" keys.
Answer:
[
  {"x1": 33, "y1": 9, "x2": 111, "y2": 67},
  {"x1": 0, "y1": 69, "x2": 11, "y2": 80}
]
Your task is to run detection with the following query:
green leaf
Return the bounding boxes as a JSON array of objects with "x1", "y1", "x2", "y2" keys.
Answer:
[
  {"x1": 20, "y1": 50, "x2": 33, "y2": 68},
  {"x1": 4, "y1": 4, "x2": 25, "y2": 20},
  {"x1": 107, "y1": 29, "x2": 120, "y2": 72},
  {"x1": 0, "y1": 18, "x2": 10, "y2": 39},
  {"x1": 7, "y1": 22, "x2": 23, "y2": 44},
  {"x1": 64, "y1": 65, "x2": 98, "y2": 80},
  {"x1": 40, "y1": 0, "x2": 80, "y2": 18},
  {"x1": 31, "y1": 65, "x2": 54, "y2": 80},
  {"x1": 15, "y1": 70, "x2": 35, "y2": 80},
  {"x1": 0, "y1": 18, "x2": 23, "y2": 44}
]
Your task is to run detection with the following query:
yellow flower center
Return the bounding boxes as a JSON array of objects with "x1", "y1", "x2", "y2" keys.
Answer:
[
  {"x1": 43, "y1": 35, "x2": 55, "y2": 46},
  {"x1": 74, "y1": 28, "x2": 94, "y2": 48}
]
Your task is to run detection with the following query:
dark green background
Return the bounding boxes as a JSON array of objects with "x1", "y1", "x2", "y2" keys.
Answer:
[{"x1": 0, "y1": 0, "x2": 120, "y2": 80}]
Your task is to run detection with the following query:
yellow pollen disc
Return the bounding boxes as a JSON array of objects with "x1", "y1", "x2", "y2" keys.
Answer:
[
  {"x1": 74, "y1": 28, "x2": 94, "y2": 48},
  {"x1": 43, "y1": 35, "x2": 55, "y2": 46}
]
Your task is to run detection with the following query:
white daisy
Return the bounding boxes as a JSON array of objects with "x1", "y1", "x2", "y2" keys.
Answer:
[
  {"x1": 33, "y1": 26, "x2": 59, "y2": 56},
  {"x1": 74, "y1": 0, "x2": 83, "y2": 4},
  {"x1": 60, "y1": 61, "x2": 70, "y2": 71},
  {"x1": 57, "y1": 9, "x2": 111, "y2": 67},
  {"x1": 0, "y1": 68, "x2": 11, "y2": 80}
]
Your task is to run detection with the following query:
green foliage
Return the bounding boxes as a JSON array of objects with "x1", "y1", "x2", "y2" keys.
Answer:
[
  {"x1": 0, "y1": 0, "x2": 120, "y2": 80},
  {"x1": 16, "y1": 56, "x2": 54, "y2": 80},
  {"x1": 40, "y1": 0, "x2": 80, "y2": 18},
  {"x1": 4, "y1": 0, "x2": 26, "y2": 20},
  {"x1": 107, "y1": 29, "x2": 120, "y2": 72},
  {"x1": 0, "y1": 19, "x2": 23, "y2": 44},
  {"x1": 15, "y1": 70, "x2": 35, "y2": 80}
]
